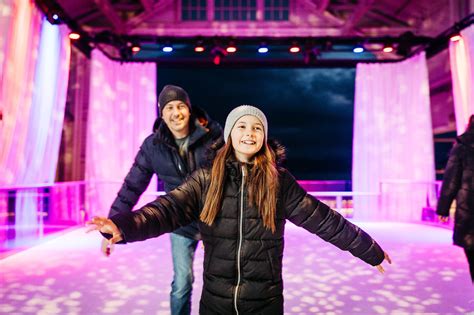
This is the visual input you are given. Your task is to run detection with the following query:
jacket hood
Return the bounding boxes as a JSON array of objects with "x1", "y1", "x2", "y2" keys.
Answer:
[
  {"x1": 268, "y1": 138, "x2": 286, "y2": 166},
  {"x1": 457, "y1": 128, "x2": 474, "y2": 150}
]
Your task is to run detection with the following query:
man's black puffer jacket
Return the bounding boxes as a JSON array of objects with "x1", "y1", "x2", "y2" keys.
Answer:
[
  {"x1": 436, "y1": 125, "x2": 474, "y2": 250},
  {"x1": 110, "y1": 162, "x2": 385, "y2": 314},
  {"x1": 108, "y1": 106, "x2": 223, "y2": 240}
]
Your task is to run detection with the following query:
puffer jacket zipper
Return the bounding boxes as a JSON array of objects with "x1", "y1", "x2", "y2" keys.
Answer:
[
  {"x1": 234, "y1": 164, "x2": 246, "y2": 315},
  {"x1": 173, "y1": 147, "x2": 187, "y2": 178}
]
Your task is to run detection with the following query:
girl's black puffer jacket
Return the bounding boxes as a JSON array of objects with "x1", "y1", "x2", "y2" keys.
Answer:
[{"x1": 110, "y1": 162, "x2": 385, "y2": 315}]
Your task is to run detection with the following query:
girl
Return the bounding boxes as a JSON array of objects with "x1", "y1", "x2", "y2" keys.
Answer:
[{"x1": 88, "y1": 105, "x2": 391, "y2": 315}]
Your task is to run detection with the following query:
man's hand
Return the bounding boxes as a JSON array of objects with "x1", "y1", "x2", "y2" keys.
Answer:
[
  {"x1": 86, "y1": 217, "x2": 123, "y2": 256},
  {"x1": 438, "y1": 215, "x2": 449, "y2": 223},
  {"x1": 100, "y1": 238, "x2": 115, "y2": 257}
]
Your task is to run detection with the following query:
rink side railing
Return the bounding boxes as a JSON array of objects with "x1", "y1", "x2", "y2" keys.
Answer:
[
  {"x1": 0, "y1": 179, "x2": 452, "y2": 229},
  {"x1": 0, "y1": 181, "x2": 87, "y2": 228}
]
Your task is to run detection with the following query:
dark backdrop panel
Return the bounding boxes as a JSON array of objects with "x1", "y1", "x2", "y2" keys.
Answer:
[{"x1": 157, "y1": 67, "x2": 355, "y2": 180}]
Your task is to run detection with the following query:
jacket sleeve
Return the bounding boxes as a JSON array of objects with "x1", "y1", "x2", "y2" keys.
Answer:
[
  {"x1": 108, "y1": 139, "x2": 154, "y2": 218},
  {"x1": 109, "y1": 169, "x2": 206, "y2": 243},
  {"x1": 436, "y1": 143, "x2": 464, "y2": 216},
  {"x1": 281, "y1": 169, "x2": 384, "y2": 266}
]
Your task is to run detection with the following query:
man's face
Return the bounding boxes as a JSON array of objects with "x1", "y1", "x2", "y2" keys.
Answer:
[{"x1": 161, "y1": 100, "x2": 191, "y2": 138}]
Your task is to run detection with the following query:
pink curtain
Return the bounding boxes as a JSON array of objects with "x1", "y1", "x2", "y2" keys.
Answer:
[
  {"x1": 0, "y1": 0, "x2": 42, "y2": 185},
  {"x1": 449, "y1": 24, "x2": 474, "y2": 134},
  {"x1": 0, "y1": 0, "x2": 13, "y2": 222},
  {"x1": 15, "y1": 21, "x2": 71, "y2": 228},
  {"x1": 353, "y1": 52, "x2": 435, "y2": 222},
  {"x1": 0, "y1": 1, "x2": 71, "y2": 228},
  {"x1": 85, "y1": 50, "x2": 157, "y2": 218},
  {"x1": 0, "y1": 0, "x2": 14, "y2": 84}
]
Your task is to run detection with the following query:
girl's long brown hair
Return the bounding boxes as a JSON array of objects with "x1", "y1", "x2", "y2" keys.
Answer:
[{"x1": 200, "y1": 139, "x2": 279, "y2": 233}]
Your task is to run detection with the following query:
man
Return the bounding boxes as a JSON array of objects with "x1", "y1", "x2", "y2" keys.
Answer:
[
  {"x1": 104, "y1": 85, "x2": 224, "y2": 314},
  {"x1": 437, "y1": 114, "x2": 474, "y2": 283}
]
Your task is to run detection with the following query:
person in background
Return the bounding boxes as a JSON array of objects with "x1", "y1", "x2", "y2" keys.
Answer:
[
  {"x1": 437, "y1": 114, "x2": 474, "y2": 283},
  {"x1": 104, "y1": 85, "x2": 224, "y2": 314},
  {"x1": 90, "y1": 105, "x2": 391, "y2": 314}
]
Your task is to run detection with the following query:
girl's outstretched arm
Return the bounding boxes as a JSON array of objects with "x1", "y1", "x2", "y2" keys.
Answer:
[
  {"x1": 87, "y1": 168, "x2": 208, "y2": 244},
  {"x1": 281, "y1": 168, "x2": 388, "y2": 269}
]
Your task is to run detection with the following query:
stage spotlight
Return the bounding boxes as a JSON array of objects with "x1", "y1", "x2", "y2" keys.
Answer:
[
  {"x1": 211, "y1": 46, "x2": 226, "y2": 65},
  {"x1": 213, "y1": 54, "x2": 221, "y2": 65},
  {"x1": 450, "y1": 34, "x2": 461, "y2": 42},
  {"x1": 289, "y1": 42, "x2": 300, "y2": 53},
  {"x1": 195, "y1": 42, "x2": 205, "y2": 52},
  {"x1": 226, "y1": 41, "x2": 237, "y2": 53},
  {"x1": 162, "y1": 45, "x2": 173, "y2": 52},
  {"x1": 69, "y1": 32, "x2": 81, "y2": 40},
  {"x1": 131, "y1": 43, "x2": 141, "y2": 53},
  {"x1": 258, "y1": 41, "x2": 268, "y2": 53},
  {"x1": 47, "y1": 11, "x2": 62, "y2": 25},
  {"x1": 226, "y1": 46, "x2": 237, "y2": 53},
  {"x1": 194, "y1": 38, "x2": 205, "y2": 52},
  {"x1": 382, "y1": 44, "x2": 394, "y2": 53},
  {"x1": 353, "y1": 45, "x2": 364, "y2": 53}
]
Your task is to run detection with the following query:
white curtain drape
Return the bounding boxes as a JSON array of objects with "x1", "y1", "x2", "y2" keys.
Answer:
[
  {"x1": 353, "y1": 52, "x2": 435, "y2": 222},
  {"x1": 85, "y1": 50, "x2": 157, "y2": 218},
  {"x1": 14, "y1": 21, "x2": 71, "y2": 228},
  {"x1": 0, "y1": 0, "x2": 71, "y2": 229},
  {"x1": 449, "y1": 24, "x2": 474, "y2": 134},
  {"x1": 0, "y1": 0, "x2": 21, "y2": 224},
  {"x1": 0, "y1": 0, "x2": 42, "y2": 185},
  {"x1": 0, "y1": 0, "x2": 14, "y2": 87}
]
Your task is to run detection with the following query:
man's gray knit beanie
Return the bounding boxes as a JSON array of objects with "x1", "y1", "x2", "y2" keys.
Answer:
[
  {"x1": 223, "y1": 105, "x2": 268, "y2": 143},
  {"x1": 158, "y1": 85, "x2": 191, "y2": 115}
]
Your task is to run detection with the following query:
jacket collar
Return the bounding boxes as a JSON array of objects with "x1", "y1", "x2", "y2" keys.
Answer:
[
  {"x1": 225, "y1": 156, "x2": 250, "y2": 179},
  {"x1": 457, "y1": 128, "x2": 474, "y2": 150}
]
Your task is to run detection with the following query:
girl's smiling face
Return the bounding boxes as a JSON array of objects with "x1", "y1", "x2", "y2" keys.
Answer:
[{"x1": 230, "y1": 115, "x2": 265, "y2": 162}]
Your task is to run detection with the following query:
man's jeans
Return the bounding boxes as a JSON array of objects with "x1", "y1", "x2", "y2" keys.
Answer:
[{"x1": 170, "y1": 233, "x2": 199, "y2": 315}]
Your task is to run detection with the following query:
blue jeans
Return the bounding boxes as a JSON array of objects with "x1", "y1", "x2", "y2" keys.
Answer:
[{"x1": 170, "y1": 233, "x2": 199, "y2": 315}]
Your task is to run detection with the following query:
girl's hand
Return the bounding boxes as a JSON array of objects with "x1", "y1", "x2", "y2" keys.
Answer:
[
  {"x1": 86, "y1": 216, "x2": 123, "y2": 245},
  {"x1": 375, "y1": 251, "x2": 392, "y2": 274}
]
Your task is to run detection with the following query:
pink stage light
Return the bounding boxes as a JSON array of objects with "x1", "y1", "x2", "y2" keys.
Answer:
[
  {"x1": 68, "y1": 32, "x2": 80, "y2": 40},
  {"x1": 450, "y1": 34, "x2": 461, "y2": 42}
]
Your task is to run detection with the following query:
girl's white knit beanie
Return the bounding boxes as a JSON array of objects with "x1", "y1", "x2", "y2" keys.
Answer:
[{"x1": 223, "y1": 105, "x2": 268, "y2": 143}]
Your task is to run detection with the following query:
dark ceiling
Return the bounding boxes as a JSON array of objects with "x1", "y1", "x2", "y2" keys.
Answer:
[{"x1": 35, "y1": 0, "x2": 473, "y2": 66}]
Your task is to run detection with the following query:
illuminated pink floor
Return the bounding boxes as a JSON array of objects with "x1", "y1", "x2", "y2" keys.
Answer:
[
  {"x1": 0, "y1": 222, "x2": 473, "y2": 314},
  {"x1": 0, "y1": 224, "x2": 74, "y2": 259}
]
